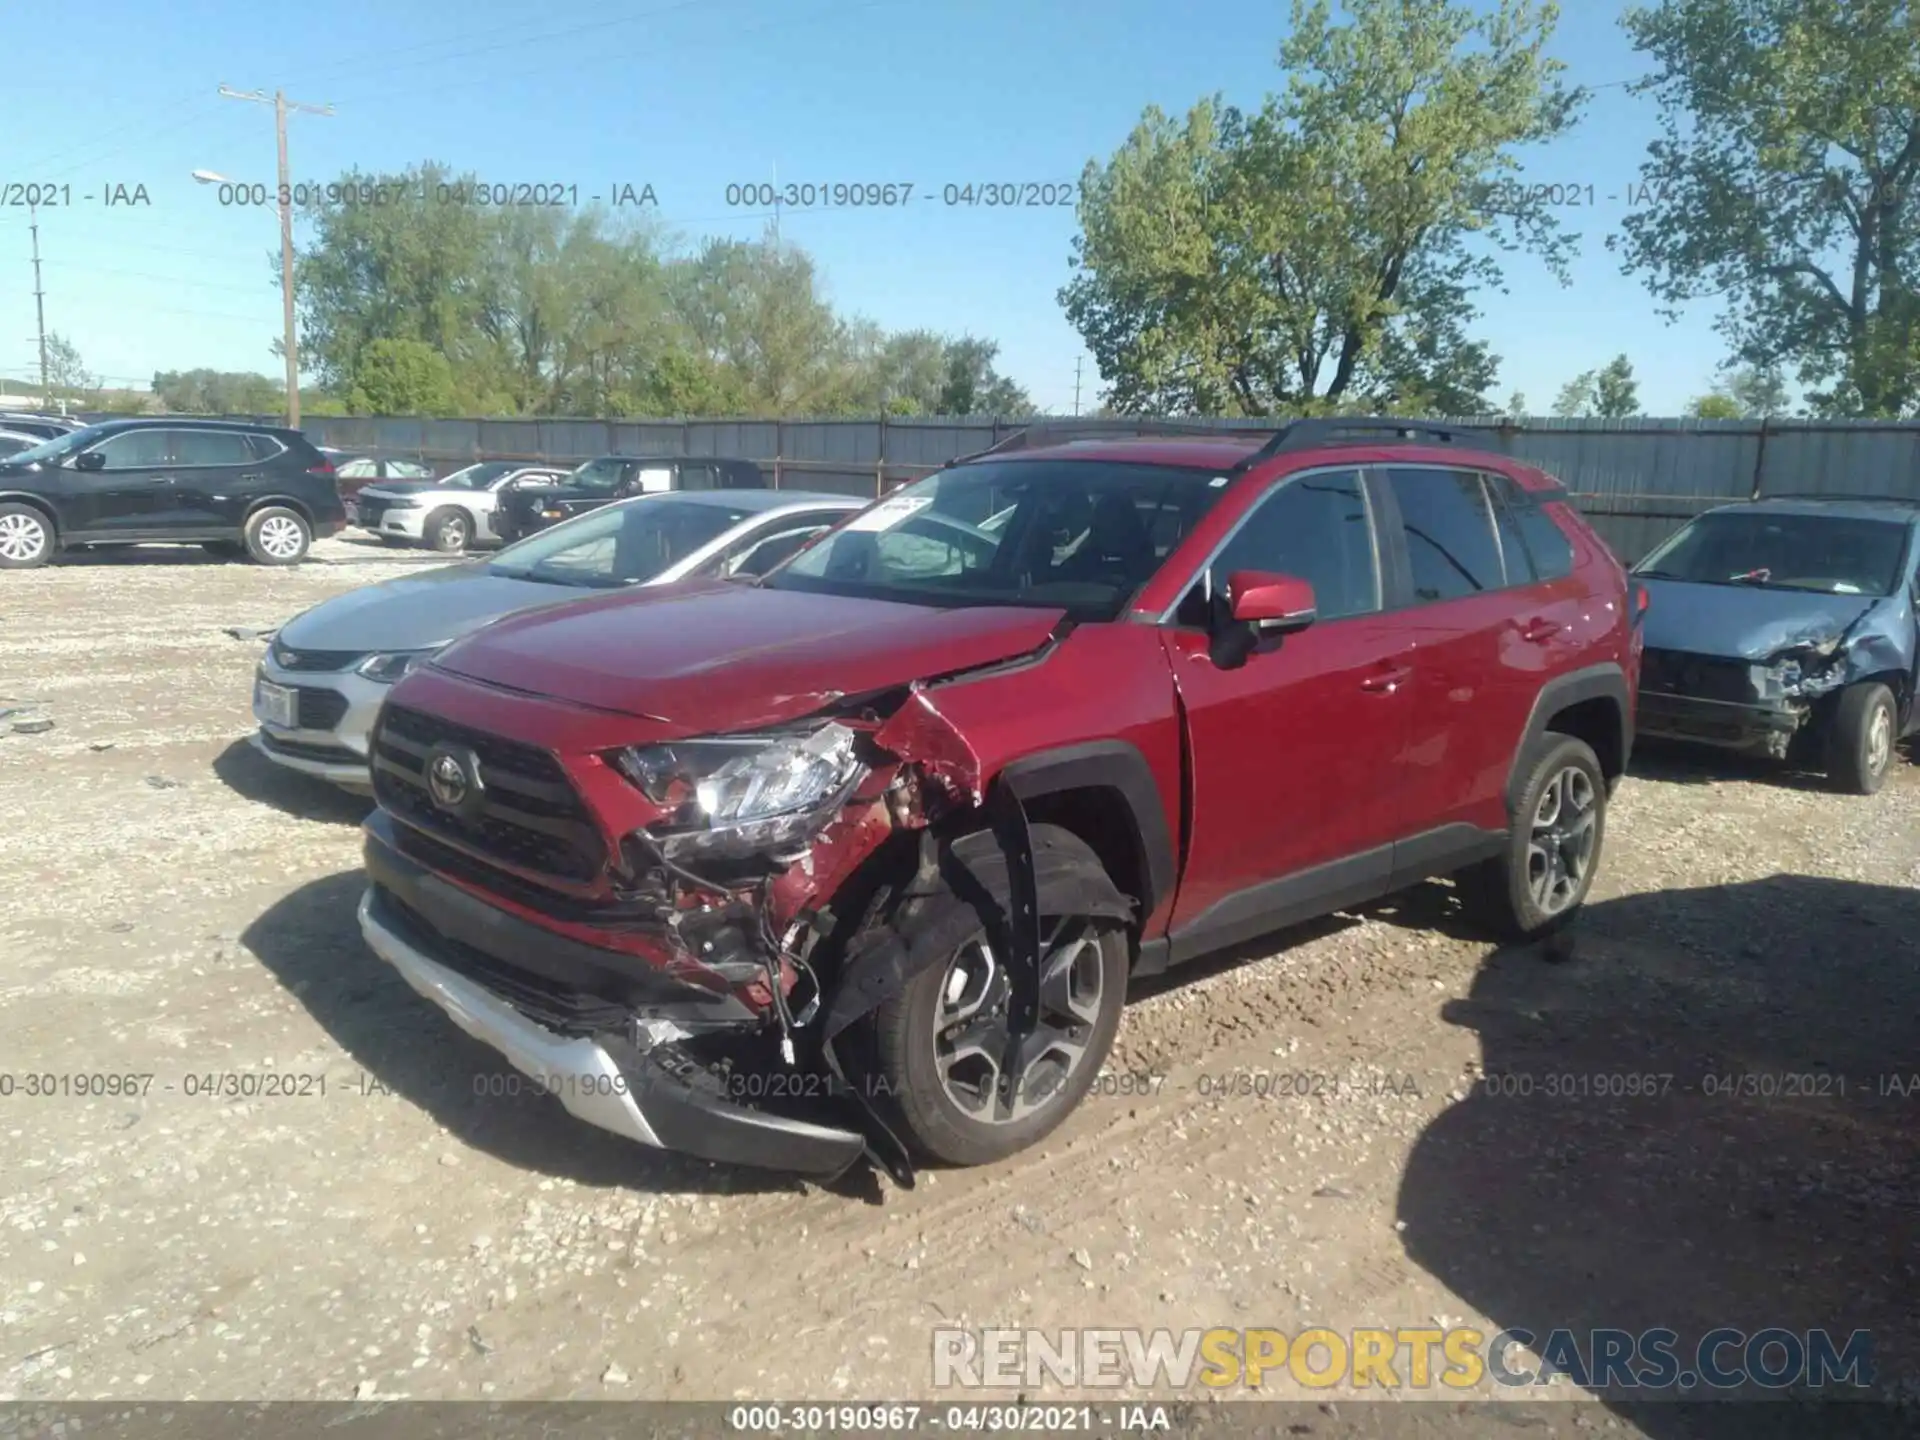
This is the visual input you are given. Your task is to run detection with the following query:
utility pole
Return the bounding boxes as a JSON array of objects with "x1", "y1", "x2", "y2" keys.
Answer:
[
  {"x1": 1073, "y1": 356, "x2": 1082, "y2": 416},
  {"x1": 28, "y1": 200, "x2": 49, "y2": 405},
  {"x1": 218, "y1": 84, "x2": 332, "y2": 428}
]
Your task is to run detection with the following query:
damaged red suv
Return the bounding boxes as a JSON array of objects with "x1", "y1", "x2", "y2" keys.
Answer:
[{"x1": 357, "y1": 419, "x2": 1643, "y2": 1185}]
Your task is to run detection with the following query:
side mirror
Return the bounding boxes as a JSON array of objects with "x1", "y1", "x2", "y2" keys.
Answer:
[
  {"x1": 1208, "y1": 570, "x2": 1316, "y2": 670},
  {"x1": 73, "y1": 450, "x2": 107, "y2": 472},
  {"x1": 1227, "y1": 570, "x2": 1317, "y2": 632}
]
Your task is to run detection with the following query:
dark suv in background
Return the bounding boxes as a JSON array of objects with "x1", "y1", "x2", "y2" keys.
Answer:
[
  {"x1": 493, "y1": 455, "x2": 767, "y2": 542},
  {"x1": 356, "y1": 418, "x2": 1642, "y2": 1185},
  {"x1": 0, "y1": 419, "x2": 344, "y2": 568}
]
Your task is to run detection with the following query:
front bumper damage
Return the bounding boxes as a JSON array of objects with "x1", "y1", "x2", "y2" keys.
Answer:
[
  {"x1": 356, "y1": 671, "x2": 1115, "y2": 1185},
  {"x1": 1637, "y1": 636, "x2": 1860, "y2": 757}
]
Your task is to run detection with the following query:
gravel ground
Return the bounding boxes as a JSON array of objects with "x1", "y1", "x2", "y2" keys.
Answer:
[{"x1": 1, "y1": 538, "x2": 1916, "y2": 1433}]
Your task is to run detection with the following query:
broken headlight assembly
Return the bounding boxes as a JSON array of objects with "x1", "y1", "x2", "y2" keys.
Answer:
[
  {"x1": 613, "y1": 722, "x2": 866, "y2": 861},
  {"x1": 1759, "y1": 637, "x2": 1845, "y2": 700}
]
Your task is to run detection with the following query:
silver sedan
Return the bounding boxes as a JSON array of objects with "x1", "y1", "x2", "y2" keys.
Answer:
[{"x1": 249, "y1": 488, "x2": 864, "y2": 791}]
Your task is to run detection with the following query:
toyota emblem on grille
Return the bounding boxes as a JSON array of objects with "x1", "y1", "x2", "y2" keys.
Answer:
[{"x1": 424, "y1": 744, "x2": 485, "y2": 817}]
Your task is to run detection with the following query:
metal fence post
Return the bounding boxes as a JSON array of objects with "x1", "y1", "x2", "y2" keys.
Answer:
[
  {"x1": 1750, "y1": 417, "x2": 1771, "y2": 499},
  {"x1": 877, "y1": 412, "x2": 888, "y2": 496},
  {"x1": 774, "y1": 418, "x2": 784, "y2": 488}
]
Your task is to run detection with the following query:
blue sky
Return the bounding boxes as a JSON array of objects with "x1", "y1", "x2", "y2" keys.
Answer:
[{"x1": 0, "y1": 0, "x2": 1735, "y2": 416}]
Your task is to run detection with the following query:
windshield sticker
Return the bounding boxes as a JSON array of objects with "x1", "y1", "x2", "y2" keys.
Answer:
[{"x1": 843, "y1": 494, "x2": 934, "y2": 533}]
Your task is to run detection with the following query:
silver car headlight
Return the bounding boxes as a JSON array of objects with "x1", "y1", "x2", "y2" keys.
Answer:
[
  {"x1": 357, "y1": 649, "x2": 439, "y2": 684},
  {"x1": 614, "y1": 722, "x2": 865, "y2": 860}
]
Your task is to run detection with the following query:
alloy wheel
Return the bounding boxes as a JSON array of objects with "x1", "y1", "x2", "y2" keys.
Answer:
[
  {"x1": 1527, "y1": 764, "x2": 1598, "y2": 916},
  {"x1": 1866, "y1": 704, "x2": 1893, "y2": 778},
  {"x1": 257, "y1": 515, "x2": 305, "y2": 560},
  {"x1": 930, "y1": 918, "x2": 1106, "y2": 1124},
  {"x1": 0, "y1": 512, "x2": 48, "y2": 562}
]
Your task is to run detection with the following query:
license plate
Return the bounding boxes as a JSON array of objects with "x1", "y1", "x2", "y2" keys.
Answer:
[{"x1": 254, "y1": 676, "x2": 297, "y2": 729}]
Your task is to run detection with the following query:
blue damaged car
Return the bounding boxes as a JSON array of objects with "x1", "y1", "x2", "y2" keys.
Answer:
[{"x1": 1630, "y1": 495, "x2": 1920, "y2": 794}]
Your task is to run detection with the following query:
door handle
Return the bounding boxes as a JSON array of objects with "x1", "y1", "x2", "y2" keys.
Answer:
[
  {"x1": 1520, "y1": 617, "x2": 1561, "y2": 642},
  {"x1": 143, "y1": 475, "x2": 175, "y2": 484},
  {"x1": 1360, "y1": 664, "x2": 1413, "y2": 694}
]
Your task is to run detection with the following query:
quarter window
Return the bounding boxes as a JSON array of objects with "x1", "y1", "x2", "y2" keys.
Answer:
[{"x1": 1387, "y1": 467, "x2": 1504, "y2": 602}]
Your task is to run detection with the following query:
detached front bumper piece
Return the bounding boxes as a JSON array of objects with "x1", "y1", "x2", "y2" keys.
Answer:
[
  {"x1": 1636, "y1": 691, "x2": 1801, "y2": 753},
  {"x1": 357, "y1": 828, "x2": 868, "y2": 1179}
]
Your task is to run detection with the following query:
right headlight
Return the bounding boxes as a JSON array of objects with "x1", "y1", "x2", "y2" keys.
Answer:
[
  {"x1": 357, "y1": 649, "x2": 439, "y2": 684},
  {"x1": 613, "y1": 722, "x2": 865, "y2": 860}
]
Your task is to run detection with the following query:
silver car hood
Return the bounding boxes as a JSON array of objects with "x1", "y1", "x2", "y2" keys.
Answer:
[{"x1": 275, "y1": 562, "x2": 601, "y2": 653}]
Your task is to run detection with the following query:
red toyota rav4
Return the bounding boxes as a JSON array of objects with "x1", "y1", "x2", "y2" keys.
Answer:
[{"x1": 356, "y1": 419, "x2": 1644, "y2": 1185}]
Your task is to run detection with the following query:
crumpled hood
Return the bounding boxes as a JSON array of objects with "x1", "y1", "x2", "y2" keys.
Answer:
[
  {"x1": 1639, "y1": 579, "x2": 1880, "y2": 660},
  {"x1": 276, "y1": 562, "x2": 590, "y2": 652},
  {"x1": 429, "y1": 579, "x2": 1066, "y2": 732}
]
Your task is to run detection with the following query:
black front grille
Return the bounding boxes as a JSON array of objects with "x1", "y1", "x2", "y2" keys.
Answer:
[
  {"x1": 379, "y1": 890, "x2": 631, "y2": 1035},
  {"x1": 270, "y1": 643, "x2": 364, "y2": 672},
  {"x1": 358, "y1": 502, "x2": 389, "y2": 528},
  {"x1": 1640, "y1": 648, "x2": 1758, "y2": 705},
  {"x1": 372, "y1": 703, "x2": 605, "y2": 885},
  {"x1": 260, "y1": 732, "x2": 362, "y2": 764},
  {"x1": 296, "y1": 687, "x2": 351, "y2": 730}
]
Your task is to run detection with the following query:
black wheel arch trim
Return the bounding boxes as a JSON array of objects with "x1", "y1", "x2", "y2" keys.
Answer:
[
  {"x1": 995, "y1": 738, "x2": 1177, "y2": 921},
  {"x1": 1507, "y1": 661, "x2": 1632, "y2": 814},
  {"x1": 819, "y1": 819, "x2": 1133, "y2": 1045},
  {"x1": 247, "y1": 495, "x2": 316, "y2": 524}
]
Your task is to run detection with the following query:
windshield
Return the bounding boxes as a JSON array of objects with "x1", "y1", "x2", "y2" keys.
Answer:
[
  {"x1": 437, "y1": 461, "x2": 517, "y2": 491},
  {"x1": 4, "y1": 423, "x2": 109, "y2": 466},
  {"x1": 764, "y1": 458, "x2": 1232, "y2": 619},
  {"x1": 487, "y1": 496, "x2": 751, "y2": 588},
  {"x1": 1634, "y1": 511, "x2": 1910, "y2": 596}
]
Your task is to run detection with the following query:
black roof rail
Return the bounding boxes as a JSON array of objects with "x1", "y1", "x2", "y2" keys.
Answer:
[
  {"x1": 1752, "y1": 491, "x2": 1918, "y2": 505},
  {"x1": 951, "y1": 419, "x2": 1262, "y2": 464},
  {"x1": 1227, "y1": 417, "x2": 1499, "y2": 474}
]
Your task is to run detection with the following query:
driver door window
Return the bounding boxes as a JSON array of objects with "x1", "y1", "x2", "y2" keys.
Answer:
[
  {"x1": 1175, "y1": 468, "x2": 1380, "y2": 626},
  {"x1": 88, "y1": 430, "x2": 177, "y2": 470}
]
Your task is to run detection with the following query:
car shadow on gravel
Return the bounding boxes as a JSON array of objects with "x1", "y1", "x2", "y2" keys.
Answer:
[
  {"x1": 242, "y1": 869, "x2": 806, "y2": 1199},
  {"x1": 212, "y1": 737, "x2": 374, "y2": 825},
  {"x1": 1626, "y1": 738, "x2": 1912, "y2": 793},
  {"x1": 1389, "y1": 874, "x2": 1920, "y2": 1434}
]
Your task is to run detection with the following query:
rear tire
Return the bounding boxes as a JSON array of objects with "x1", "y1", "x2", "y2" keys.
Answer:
[
  {"x1": 0, "y1": 503, "x2": 54, "y2": 568},
  {"x1": 1456, "y1": 734, "x2": 1607, "y2": 943},
  {"x1": 1825, "y1": 681, "x2": 1896, "y2": 795},
  {"x1": 856, "y1": 827, "x2": 1130, "y2": 1167},
  {"x1": 424, "y1": 506, "x2": 472, "y2": 554},
  {"x1": 244, "y1": 506, "x2": 310, "y2": 566}
]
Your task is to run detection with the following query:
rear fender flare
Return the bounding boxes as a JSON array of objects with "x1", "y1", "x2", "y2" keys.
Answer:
[{"x1": 1506, "y1": 662, "x2": 1631, "y2": 813}]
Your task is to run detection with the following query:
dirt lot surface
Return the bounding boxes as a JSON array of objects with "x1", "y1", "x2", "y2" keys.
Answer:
[{"x1": 2, "y1": 538, "x2": 1917, "y2": 1433}]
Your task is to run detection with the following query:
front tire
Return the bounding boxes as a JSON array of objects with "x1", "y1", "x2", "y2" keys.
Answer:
[
  {"x1": 1456, "y1": 734, "x2": 1607, "y2": 942},
  {"x1": 858, "y1": 834, "x2": 1130, "y2": 1167},
  {"x1": 244, "y1": 506, "x2": 311, "y2": 565},
  {"x1": 1826, "y1": 681, "x2": 1896, "y2": 795},
  {"x1": 0, "y1": 503, "x2": 54, "y2": 568},
  {"x1": 424, "y1": 506, "x2": 472, "y2": 554}
]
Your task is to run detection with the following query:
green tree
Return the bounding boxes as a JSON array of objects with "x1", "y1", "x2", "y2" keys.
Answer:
[
  {"x1": 346, "y1": 339, "x2": 456, "y2": 415},
  {"x1": 1593, "y1": 354, "x2": 1639, "y2": 416},
  {"x1": 1505, "y1": 389, "x2": 1528, "y2": 416},
  {"x1": 1724, "y1": 361, "x2": 1789, "y2": 416},
  {"x1": 1552, "y1": 370, "x2": 1596, "y2": 416},
  {"x1": 152, "y1": 368, "x2": 283, "y2": 414},
  {"x1": 1687, "y1": 391, "x2": 1744, "y2": 418},
  {"x1": 44, "y1": 332, "x2": 97, "y2": 404},
  {"x1": 1611, "y1": 0, "x2": 1920, "y2": 416},
  {"x1": 1060, "y1": 0, "x2": 1581, "y2": 415}
]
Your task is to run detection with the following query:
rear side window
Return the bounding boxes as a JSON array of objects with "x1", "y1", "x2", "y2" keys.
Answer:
[
  {"x1": 244, "y1": 433, "x2": 287, "y2": 462},
  {"x1": 1387, "y1": 467, "x2": 1503, "y2": 602},
  {"x1": 171, "y1": 430, "x2": 255, "y2": 466},
  {"x1": 1502, "y1": 477, "x2": 1575, "y2": 580}
]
